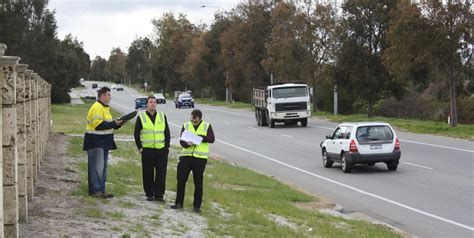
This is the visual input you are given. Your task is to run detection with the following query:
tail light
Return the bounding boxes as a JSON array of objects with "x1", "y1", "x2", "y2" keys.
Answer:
[
  {"x1": 394, "y1": 138, "x2": 400, "y2": 151},
  {"x1": 349, "y1": 139, "x2": 358, "y2": 153}
]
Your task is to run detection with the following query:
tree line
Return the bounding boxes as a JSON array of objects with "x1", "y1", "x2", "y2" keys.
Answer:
[
  {"x1": 0, "y1": 0, "x2": 90, "y2": 103},
  {"x1": 1, "y1": 0, "x2": 471, "y2": 125}
]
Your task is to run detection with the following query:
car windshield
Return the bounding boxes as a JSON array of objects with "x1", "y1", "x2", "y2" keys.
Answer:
[
  {"x1": 137, "y1": 98, "x2": 147, "y2": 102},
  {"x1": 179, "y1": 94, "x2": 191, "y2": 99},
  {"x1": 356, "y1": 126, "x2": 393, "y2": 142},
  {"x1": 273, "y1": 86, "x2": 308, "y2": 98}
]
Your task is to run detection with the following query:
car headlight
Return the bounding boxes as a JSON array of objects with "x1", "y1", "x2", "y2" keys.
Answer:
[{"x1": 191, "y1": 99, "x2": 194, "y2": 102}]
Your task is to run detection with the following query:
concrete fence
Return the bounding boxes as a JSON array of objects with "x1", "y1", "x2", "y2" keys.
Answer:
[{"x1": 0, "y1": 43, "x2": 51, "y2": 238}]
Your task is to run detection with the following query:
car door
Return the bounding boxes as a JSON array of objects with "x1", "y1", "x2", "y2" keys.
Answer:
[{"x1": 326, "y1": 127, "x2": 343, "y2": 158}]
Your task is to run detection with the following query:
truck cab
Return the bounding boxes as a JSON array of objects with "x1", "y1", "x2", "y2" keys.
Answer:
[{"x1": 254, "y1": 83, "x2": 311, "y2": 128}]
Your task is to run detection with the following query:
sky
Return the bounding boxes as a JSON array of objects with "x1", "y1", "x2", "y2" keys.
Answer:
[{"x1": 48, "y1": 0, "x2": 241, "y2": 59}]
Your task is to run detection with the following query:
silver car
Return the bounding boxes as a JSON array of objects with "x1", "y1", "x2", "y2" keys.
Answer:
[{"x1": 320, "y1": 122, "x2": 401, "y2": 173}]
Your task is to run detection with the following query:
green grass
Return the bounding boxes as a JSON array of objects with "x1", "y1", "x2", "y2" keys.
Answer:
[
  {"x1": 65, "y1": 136, "x2": 400, "y2": 237},
  {"x1": 56, "y1": 101, "x2": 401, "y2": 237},
  {"x1": 52, "y1": 100, "x2": 135, "y2": 135},
  {"x1": 195, "y1": 98, "x2": 254, "y2": 110},
  {"x1": 313, "y1": 111, "x2": 474, "y2": 140}
]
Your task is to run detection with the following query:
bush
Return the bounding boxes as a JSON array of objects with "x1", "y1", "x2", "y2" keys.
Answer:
[
  {"x1": 377, "y1": 93, "x2": 440, "y2": 120},
  {"x1": 457, "y1": 97, "x2": 474, "y2": 124}
]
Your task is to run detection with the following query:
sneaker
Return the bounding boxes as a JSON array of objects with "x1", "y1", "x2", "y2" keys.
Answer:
[
  {"x1": 170, "y1": 204, "x2": 183, "y2": 209},
  {"x1": 91, "y1": 192, "x2": 106, "y2": 199},
  {"x1": 103, "y1": 192, "x2": 114, "y2": 199},
  {"x1": 193, "y1": 207, "x2": 201, "y2": 213},
  {"x1": 146, "y1": 196, "x2": 154, "y2": 201}
]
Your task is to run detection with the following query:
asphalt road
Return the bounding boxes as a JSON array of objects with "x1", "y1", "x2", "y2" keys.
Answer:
[{"x1": 75, "y1": 82, "x2": 474, "y2": 238}]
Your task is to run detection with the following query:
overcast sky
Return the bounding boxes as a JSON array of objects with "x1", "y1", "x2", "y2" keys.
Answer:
[{"x1": 48, "y1": 0, "x2": 241, "y2": 59}]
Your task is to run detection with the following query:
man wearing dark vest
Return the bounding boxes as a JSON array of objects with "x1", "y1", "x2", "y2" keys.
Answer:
[
  {"x1": 134, "y1": 96, "x2": 170, "y2": 202},
  {"x1": 171, "y1": 109, "x2": 215, "y2": 212}
]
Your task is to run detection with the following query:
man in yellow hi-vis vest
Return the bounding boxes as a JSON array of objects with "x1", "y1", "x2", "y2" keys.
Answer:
[
  {"x1": 83, "y1": 86, "x2": 127, "y2": 199},
  {"x1": 171, "y1": 109, "x2": 215, "y2": 213},
  {"x1": 134, "y1": 96, "x2": 170, "y2": 202}
]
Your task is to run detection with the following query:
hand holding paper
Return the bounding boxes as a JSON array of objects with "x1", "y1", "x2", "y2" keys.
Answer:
[{"x1": 180, "y1": 130, "x2": 203, "y2": 145}]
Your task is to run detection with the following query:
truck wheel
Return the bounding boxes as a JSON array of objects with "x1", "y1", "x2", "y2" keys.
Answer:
[
  {"x1": 301, "y1": 118, "x2": 308, "y2": 127},
  {"x1": 269, "y1": 119, "x2": 275, "y2": 128},
  {"x1": 256, "y1": 111, "x2": 261, "y2": 126},
  {"x1": 261, "y1": 111, "x2": 268, "y2": 126}
]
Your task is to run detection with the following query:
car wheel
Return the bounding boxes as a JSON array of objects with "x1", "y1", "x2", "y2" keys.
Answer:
[
  {"x1": 341, "y1": 153, "x2": 352, "y2": 173},
  {"x1": 386, "y1": 162, "x2": 398, "y2": 171},
  {"x1": 322, "y1": 149, "x2": 333, "y2": 168},
  {"x1": 301, "y1": 118, "x2": 308, "y2": 127},
  {"x1": 261, "y1": 111, "x2": 268, "y2": 126}
]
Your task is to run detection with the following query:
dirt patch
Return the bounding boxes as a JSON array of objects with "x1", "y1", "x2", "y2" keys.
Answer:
[
  {"x1": 294, "y1": 197, "x2": 335, "y2": 211},
  {"x1": 20, "y1": 134, "x2": 207, "y2": 237}
]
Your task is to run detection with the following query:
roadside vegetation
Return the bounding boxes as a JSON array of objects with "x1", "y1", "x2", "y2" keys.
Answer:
[
  {"x1": 54, "y1": 99, "x2": 402, "y2": 237},
  {"x1": 51, "y1": 100, "x2": 135, "y2": 135}
]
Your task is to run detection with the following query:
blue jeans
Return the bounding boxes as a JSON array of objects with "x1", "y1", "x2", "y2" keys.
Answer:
[{"x1": 87, "y1": 148, "x2": 109, "y2": 195}]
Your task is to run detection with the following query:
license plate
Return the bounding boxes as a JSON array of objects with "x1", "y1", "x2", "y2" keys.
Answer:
[{"x1": 370, "y1": 144, "x2": 382, "y2": 150}]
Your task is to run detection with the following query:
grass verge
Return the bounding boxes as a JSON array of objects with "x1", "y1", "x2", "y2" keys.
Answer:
[
  {"x1": 52, "y1": 100, "x2": 135, "y2": 135},
  {"x1": 194, "y1": 98, "x2": 473, "y2": 140},
  {"x1": 313, "y1": 111, "x2": 474, "y2": 140}
]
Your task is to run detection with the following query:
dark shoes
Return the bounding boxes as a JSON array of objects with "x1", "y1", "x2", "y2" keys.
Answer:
[
  {"x1": 170, "y1": 204, "x2": 183, "y2": 209},
  {"x1": 154, "y1": 196, "x2": 165, "y2": 202},
  {"x1": 193, "y1": 207, "x2": 201, "y2": 213},
  {"x1": 146, "y1": 196, "x2": 154, "y2": 201},
  {"x1": 91, "y1": 192, "x2": 114, "y2": 199}
]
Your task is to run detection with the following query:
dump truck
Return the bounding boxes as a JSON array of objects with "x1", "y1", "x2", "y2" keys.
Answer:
[{"x1": 253, "y1": 83, "x2": 311, "y2": 128}]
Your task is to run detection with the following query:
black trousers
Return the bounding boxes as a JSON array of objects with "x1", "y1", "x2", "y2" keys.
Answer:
[
  {"x1": 175, "y1": 156, "x2": 207, "y2": 208},
  {"x1": 141, "y1": 148, "x2": 168, "y2": 198}
]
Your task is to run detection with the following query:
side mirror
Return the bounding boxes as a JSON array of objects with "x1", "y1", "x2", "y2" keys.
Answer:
[{"x1": 325, "y1": 135, "x2": 332, "y2": 139}]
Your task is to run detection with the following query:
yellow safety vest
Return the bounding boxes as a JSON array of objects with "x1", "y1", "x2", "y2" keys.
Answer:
[
  {"x1": 86, "y1": 101, "x2": 114, "y2": 135},
  {"x1": 180, "y1": 121, "x2": 210, "y2": 159},
  {"x1": 139, "y1": 111, "x2": 166, "y2": 149}
]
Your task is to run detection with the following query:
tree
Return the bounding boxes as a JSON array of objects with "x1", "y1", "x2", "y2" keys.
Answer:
[
  {"x1": 385, "y1": 0, "x2": 472, "y2": 126},
  {"x1": 220, "y1": 3, "x2": 272, "y2": 102},
  {"x1": 89, "y1": 56, "x2": 108, "y2": 82},
  {"x1": 180, "y1": 32, "x2": 211, "y2": 98},
  {"x1": 300, "y1": 2, "x2": 338, "y2": 112},
  {"x1": 262, "y1": 2, "x2": 307, "y2": 83},
  {"x1": 151, "y1": 13, "x2": 196, "y2": 95},
  {"x1": 1, "y1": 0, "x2": 90, "y2": 103},
  {"x1": 106, "y1": 47, "x2": 127, "y2": 84},
  {"x1": 126, "y1": 37, "x2": 154, "y2": 87},
  {"x1": 336, "y1": 0, "x2": 399, "y2": 117}
]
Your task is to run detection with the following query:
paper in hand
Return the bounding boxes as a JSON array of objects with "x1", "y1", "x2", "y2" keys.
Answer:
[{"x1": 180, "y1": 130, "x2": 203, "y2": 145}]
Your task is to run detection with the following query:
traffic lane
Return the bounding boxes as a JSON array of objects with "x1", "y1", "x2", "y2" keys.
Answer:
[
  {"x1": 83, "y1": 87, "x2": 472, "y2": 236},
  {"x1": 203, "y1": 135, "x2": 472, "y2": 238},
  {"x1": 164, "y1": 103, "x2": 474, "y2": 232}
]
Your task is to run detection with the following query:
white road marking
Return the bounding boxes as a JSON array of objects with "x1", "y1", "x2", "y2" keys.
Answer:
[
  {"x1": 402, "y1": 162, "x2": 433, "y2": 170},
  {"x1": 399, "y1": 139, "x2": 474, "y2": 153},
  {"x1": 212, "y1": 138, "x2": 474, "y2": 232},
  {"x1": 115, "y1": 104, "x2": 474, "y2": 232},
  {"x1": 280, "y1": 134, "x2": 293, "y2": 138},
  {"x1": 309, "y1": 125, "x2": 473, "y2": 153},
  {"x1": 248, "y1": 127, "x2": 258, "y2": 130},
  {"x1": 200, "y1": 107, "x2": 254, "y2": 118}
]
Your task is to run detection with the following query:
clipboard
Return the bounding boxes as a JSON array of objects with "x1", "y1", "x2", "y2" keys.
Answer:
[{"x1": 117, "y1": 111, "x2": 137, "y2": 121}]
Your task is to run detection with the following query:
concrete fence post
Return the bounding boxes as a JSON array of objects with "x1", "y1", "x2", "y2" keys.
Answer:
[
  {"x1": 24, "y1": 70, "x2": 34, "y2": 202},
  {"x1": 16, "y1": 64, "x2": 27, "y2": 223},
  {"x1": 1, "y1": 43, "x2": 20, "y2": 238}
]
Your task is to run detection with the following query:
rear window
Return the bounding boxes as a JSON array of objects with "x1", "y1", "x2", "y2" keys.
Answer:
[{"x1": 356, "y1": 126, "x2": 393, "y2": 143}]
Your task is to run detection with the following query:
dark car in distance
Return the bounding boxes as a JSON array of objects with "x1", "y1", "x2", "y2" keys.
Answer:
[
  {"x1": 135, "y1": 97, "x2": 148, "y2": 109},
  {"x1": 175, "y1": 93, "x2": 194, "y2": 108},
  {"x1": 92, "y1": 83, "x2": 98, "y2": 89}
]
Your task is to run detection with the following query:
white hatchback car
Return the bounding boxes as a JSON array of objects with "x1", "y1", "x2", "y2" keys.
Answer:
[{"x1": 320, "y1": 122, "x2": 401, "y2": 173}]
